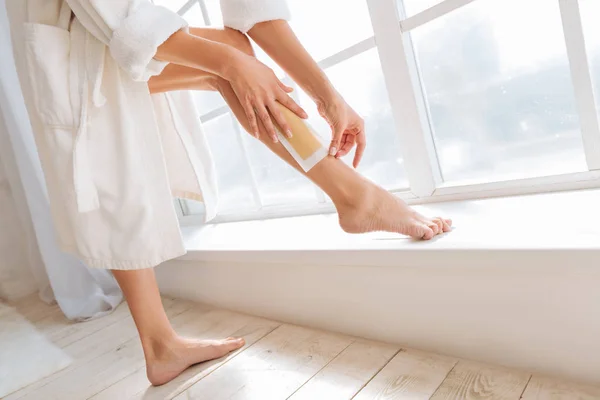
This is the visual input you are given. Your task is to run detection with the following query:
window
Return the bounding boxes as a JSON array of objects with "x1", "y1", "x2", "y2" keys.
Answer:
[
  {"x1": 411, "y1": 0, "x2": 586, "y2": 183},
  {"x1": 580, "y1": 0, "x2": 600, "y2": 115},
  {"x1": 167, "y1": 0, "x2": 600, "y2": 222}
]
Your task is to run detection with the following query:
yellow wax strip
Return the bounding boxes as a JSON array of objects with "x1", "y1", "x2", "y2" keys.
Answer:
[{"x1": 273, "y1": 103, "x2": 324, "y2": 160}]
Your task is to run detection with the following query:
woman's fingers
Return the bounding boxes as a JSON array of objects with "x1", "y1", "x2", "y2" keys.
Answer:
[
  {"x1": 329, "y1": 123, "x2": 346, "y2": 157},
  {"x1": 353, "y1": 134, "x2": 366, "y2": 168},
  {"x1": 268, "y1": 101, "x2": 293, "y2": 139},
  {"x1": 241, "y1": 83, "x2": 306, "y2": 143},
  {"x1": 275, "y1": 78, "x2": 307, "y2": 118},
  {"x1": 336, "y1": 135, "x2": 355, "y2": 157},
  {"x1": 277, "y1": 92, "x2": 308, "y2": 119},
  {"x1": 243, "y1": 99, "x2": 259, "y2": 138},
  {"x1": 332, "y1": 133, "x2": 365, "y2": 168},
  {"x1": 278, "y1": 80, "x2": 294, "y2": 93},
  {"x1": 255, "y1": 104, "x2": 279, "y2": 142}
]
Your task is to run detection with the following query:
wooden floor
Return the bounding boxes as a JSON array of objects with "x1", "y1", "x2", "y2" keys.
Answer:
[{"x1": 3, "y1": 294, "x2": 600, "y2": 400}]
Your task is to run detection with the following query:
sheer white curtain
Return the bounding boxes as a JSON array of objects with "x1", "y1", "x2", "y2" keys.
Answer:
[{"x1": 0, "y1": 0, "x2": 122, "y2": 320}]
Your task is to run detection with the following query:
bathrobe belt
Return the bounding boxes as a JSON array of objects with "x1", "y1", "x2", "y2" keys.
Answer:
[{"x1": 70, "y1": 21, "x2": 105, "y2": 213}]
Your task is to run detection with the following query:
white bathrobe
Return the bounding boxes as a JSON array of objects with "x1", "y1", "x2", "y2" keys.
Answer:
[{"x1": 5, "y1": 0, "x2": 290, "y2": 269}]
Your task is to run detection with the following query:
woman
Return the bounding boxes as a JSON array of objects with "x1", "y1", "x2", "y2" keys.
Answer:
[{"x1": 6, "y1": 0, "x2": 451, "y2": 386}]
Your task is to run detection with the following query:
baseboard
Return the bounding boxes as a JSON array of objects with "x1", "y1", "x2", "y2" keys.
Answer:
[{"x1": 156, "y1": 253, "x2": 600, "y2": 386}]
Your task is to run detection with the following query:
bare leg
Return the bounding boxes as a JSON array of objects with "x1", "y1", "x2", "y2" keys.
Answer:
[
  {"x1": 124, "y1": 27, "x2": 451, "y2": 386},
  {"x1": 150, "y1": 27, "x2": 452, "y2": 239},
  {"x1": 103, "y1": 28, "x2": 253, "y2": 388},
  {"x1": 219, "y1": 84, "x2": 452, "y2": 238},
  {"x1": 111, "y1": 269, "x2": 244, "y2": 386}
]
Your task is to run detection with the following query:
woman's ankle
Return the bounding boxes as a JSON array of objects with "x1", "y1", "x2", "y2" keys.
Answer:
[
  {"x1": 311, "y1": 157, "x2": 372, "y2": 210},
  {"x1": 141, "y1": 330, "x2": 180, "y2": 362},
  {"x1": 333, "y1": 179, "x2": 378, "y2": 215}
]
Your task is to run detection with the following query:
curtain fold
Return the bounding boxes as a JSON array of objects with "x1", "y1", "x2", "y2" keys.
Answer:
[{"x1": 0, "y1": 0, "x2": 123, "y2": 320}]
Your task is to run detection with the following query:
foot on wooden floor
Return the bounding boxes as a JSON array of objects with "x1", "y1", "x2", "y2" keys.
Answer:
[{"x1": 146, "y1": 336, "x2": 245, "y2": 386}]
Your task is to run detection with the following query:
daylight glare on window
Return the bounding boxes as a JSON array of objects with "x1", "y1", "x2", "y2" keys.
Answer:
[
  {"x1": 411, "y1": 0, "x2": 587, "y2": 184},
  {"x1": 170, "y1": 0, "x2": 600, "y2": 221}
]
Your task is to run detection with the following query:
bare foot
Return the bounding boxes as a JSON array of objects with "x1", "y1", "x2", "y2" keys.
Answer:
[
  {"x1": 338, "y1": 185, "x2": 452, "y2": 240},
  {"x1": 146, "y1": 336, "x2": 245, "y2": 386}
]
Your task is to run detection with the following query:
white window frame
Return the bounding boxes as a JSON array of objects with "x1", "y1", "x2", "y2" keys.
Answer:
[{"x1": 176, "y1": 0, "x2": 600, "y2": 223}]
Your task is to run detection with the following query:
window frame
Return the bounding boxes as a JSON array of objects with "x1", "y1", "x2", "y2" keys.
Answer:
[{"x1": 176, "y1": 0, "x2": 600, "y2": 223}]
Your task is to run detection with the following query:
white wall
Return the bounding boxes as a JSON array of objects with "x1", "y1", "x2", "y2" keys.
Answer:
[
  {"x1": 157, "y1": 253, "x2": 600, "y2": 385},
  {"x1": 0, "y1": 158, "x2": 36, "y2": 300}
]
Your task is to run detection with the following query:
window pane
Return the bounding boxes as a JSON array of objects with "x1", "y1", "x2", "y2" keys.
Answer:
[
  {"x1": 193, "y1": 92, "x2": 226, "y2": 117},
  {"x1": 204, "y1": 0, "x2": 223, "y2": 26},
  {"x1": 182, "y1": 2, "x2": 207, "y2": 27},
  {"x1": 241, "y1": 133, "x2": 318, "y2": 207},
  {"x1": 287, "y1": 0, "x2": 373, "y2": 61},
  {"x1": 202, "y1": 114, "x2": 257, "y2": 212},
  {"x1": 299, "y1": 48, "x2": 409, "y2": 190},
  {"x1": 181, "y1": 2, "x2": 228, "y2": 117},
  {"x1": 580, "y1": 0, "x2": 600, "y2": 116},
  {"x1": 411, "y1": 0, "x2": 587, "y2": 184},
  {"x1": 401, "y1": 0, "x2": 446, "y2": 17},
  {"x1": 153, "y1": 0, "x2": 189, "y2": 12}
]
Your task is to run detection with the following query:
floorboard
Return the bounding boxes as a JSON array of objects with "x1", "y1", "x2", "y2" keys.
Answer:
[
  {"x1": 92, "y1": 310, "x2": 280, "y2": 400},
  {"x1": 2, "y1": 296, "x2": 598, "y2": 400},
  {"x1": 520, "y1": 375, "x2": 600, "y2": 400},
  {"x1": 174, "y1": 324, "x2": 354, "y2": 400},
  {"x1": 353, "y1": 349, "x2": 458, "y2": 400},
  {"x1": 288, "y1": 340, "x2": 399, "y2": 400},
  {"x1": 5, "y1": 298, "x2": 194, "y2": 400},
  {"x1": 429, "y1": 360, "x2": 531, "y2": 400}
]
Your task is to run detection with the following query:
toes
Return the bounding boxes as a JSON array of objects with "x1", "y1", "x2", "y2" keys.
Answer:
[
  {"x1": 435, "y1": 217, "x2": 451, "y2": 233},
  {"x1": 427, "y1": 221, "x2": 440, "y2": 235},
  {"x1": 407, "y1": 221, "x2": 433, "y2": 240},
  {"x1": 441, "y1": 218, "x2": 452, "y2": 232},
  {"x1": 224, "y1": 337, "x2": 245, "y2": 350},
  {"x1": 419, "y1": 224, "x2": 435, "y2": 240},
  {"x1": 433, "y1": 218, "x2": 444, "y2": 234},
  {"x1": 414, "y1": 215, "x2": 452, "y2": 239}
]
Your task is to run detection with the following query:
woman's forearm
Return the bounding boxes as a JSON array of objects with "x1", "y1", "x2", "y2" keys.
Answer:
[
  {"x1": 248, "y1": 20, "x2": 339, "y2": 106},
  {"x1": 155, "y1": 30, "x2": 241, "y2": 80}
]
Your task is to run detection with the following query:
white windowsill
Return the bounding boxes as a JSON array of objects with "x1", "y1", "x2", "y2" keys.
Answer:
[{"x1": 178, "y1": 188, "x2": 600, "y2": 267}]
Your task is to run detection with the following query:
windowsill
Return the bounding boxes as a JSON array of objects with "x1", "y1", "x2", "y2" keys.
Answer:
[{"x1": 178, "y1": 188, "x2": 600, "y2": 266}]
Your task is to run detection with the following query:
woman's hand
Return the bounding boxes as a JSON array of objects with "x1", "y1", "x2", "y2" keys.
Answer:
[
  {"x1": 318, "y1": 97, "x2": 366, "y2": 168},
  {"x1": 224, "y1": 52, "x2": 307, "y2": 142}
]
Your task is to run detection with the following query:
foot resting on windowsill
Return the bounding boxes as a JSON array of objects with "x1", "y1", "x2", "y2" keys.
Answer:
[{"x1": 337, "y1": 184, "x2": 452, "y2": 240}]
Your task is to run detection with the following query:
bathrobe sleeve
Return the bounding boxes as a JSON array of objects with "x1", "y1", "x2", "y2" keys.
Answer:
[
  {"x1": 65, "y1": 0, "x2": 188, "y2": 81},
  {"x1": 220, "y1": 0, "x2": 291, "y2": 33}
]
